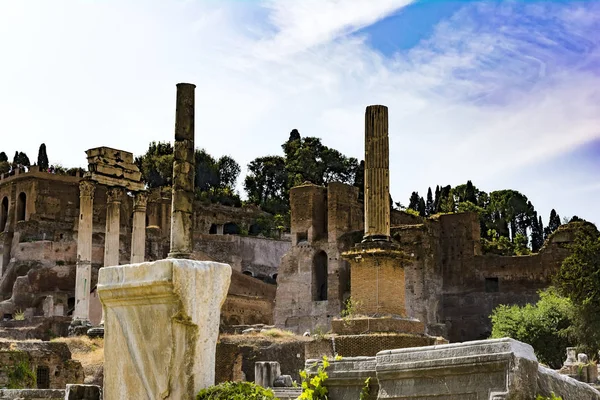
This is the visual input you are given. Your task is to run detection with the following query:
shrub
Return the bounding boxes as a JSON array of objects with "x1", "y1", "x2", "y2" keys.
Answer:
[
  {"x1": 196, "y1": 381, "x2": 275, "y2": 400},
  {"x1": 299, "y1": 356, "x2": 329, "y2": 400},
  {"x1": 490, "y1": 288, "x2": 574, "y2": 368}
]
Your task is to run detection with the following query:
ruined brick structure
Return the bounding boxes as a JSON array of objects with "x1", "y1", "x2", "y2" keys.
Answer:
[
  {"x1": 0, "y1": 158, "x2": 289, "y2": 329},
  {"x1": 0, "y1": 341, "x2": 83, "y2": 389},
  {"x1": 275, "y1": 180, "x2": 578, "y2": 342}
]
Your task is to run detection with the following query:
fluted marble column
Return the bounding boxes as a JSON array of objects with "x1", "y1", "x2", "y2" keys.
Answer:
[
  {"x1": 74, "y1": 179, "x2": 96, "y2": 320},
  {"x1": 104, "y1": 187, "x2": 124, "y2": 267},
  {"x1": 130, "y1": 191, "x2": 148, "y2": 264},
  {"x1": 169, "y1": 83, "x2": 196, "y2": 258},
  {"x1": 363, "y1": 105, "x2": 391, "y2": 242}
]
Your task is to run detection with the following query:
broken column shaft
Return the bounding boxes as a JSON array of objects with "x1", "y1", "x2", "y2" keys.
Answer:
[
  {"x1": 169, "y1": 83, "x2": 196, "y2": 258},
  {"x1": 363, "y1": 105, "x2": 390, "y2": 242}
]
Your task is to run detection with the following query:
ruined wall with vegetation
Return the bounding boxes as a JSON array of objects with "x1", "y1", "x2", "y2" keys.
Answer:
[{"x1": 277, "y1": 181, "x2": 582, "y2": 341}]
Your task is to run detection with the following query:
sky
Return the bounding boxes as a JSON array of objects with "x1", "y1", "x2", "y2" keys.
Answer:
[{"x1": 0, "y1": 0, "x2": 599, "y2": 227}]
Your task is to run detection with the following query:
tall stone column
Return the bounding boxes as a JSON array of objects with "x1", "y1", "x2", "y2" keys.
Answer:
[
  {"x1": 363, "y1": 105, "x2": 391, "y2": 242},
  {"x1": 169, "y1": 83, "x2": 196, "y2": 258},
  {"x1": 74, "y1": 179, "x2": 96, "y2": 321},
  {"x1": 104, "y1": 187, "x2": 124, "y2": 267},
  {"x1": 130, "y1": 191, "x2": 148, "y2": 264}
]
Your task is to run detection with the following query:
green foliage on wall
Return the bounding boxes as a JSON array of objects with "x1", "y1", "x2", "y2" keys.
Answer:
[{"x1": 0, "y1": 353, "x2": 36, "y2": 389}]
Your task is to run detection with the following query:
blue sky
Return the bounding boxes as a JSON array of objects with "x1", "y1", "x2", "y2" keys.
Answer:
[{"x1": 0, "y1": 0, "x2": 599, "y2": 227}]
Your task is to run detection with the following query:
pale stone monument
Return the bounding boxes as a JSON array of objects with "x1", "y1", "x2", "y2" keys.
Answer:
[{"x1": 98, "y1": 83, "x2": 232, "y2": 399}]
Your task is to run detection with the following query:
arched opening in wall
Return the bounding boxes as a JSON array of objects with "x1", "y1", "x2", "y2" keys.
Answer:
[
  {"x1": 0, "y1": 197, "x2": 8, "y2": 231},
  {"x1": 313, "y1": 251, "x2": 328, "y2": 301},
  {"x1": 242, "y1": 270, "x2": 254, "y2": 277},
  {"x1": 248, "y1": 224, "x2": 260, "y2": 236},
  {"x1": 223, "y1": 222, "x2": 240, "y2": 235},
  {"x1": 209, "y1": 224, "x2": 217, "y2": 234},
  {"x1": 271, "y1": 273, "x2": 278, "y2": 282},
  {"x1": 16, "y1": 192, "x2": 26, "y2": 222}
]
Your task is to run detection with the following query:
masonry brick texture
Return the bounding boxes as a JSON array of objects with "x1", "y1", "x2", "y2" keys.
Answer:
[{"x1": 277, "y1": 181, "x2": 580, "y2": 342}]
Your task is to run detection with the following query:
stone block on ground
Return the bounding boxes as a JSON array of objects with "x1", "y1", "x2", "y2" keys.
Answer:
[
  {"x1": 98, "y1": 258, "x2": 231, "y2": 400},
  {"x1": 64, "y1": 384, "x2": 101, "y2": 400}
]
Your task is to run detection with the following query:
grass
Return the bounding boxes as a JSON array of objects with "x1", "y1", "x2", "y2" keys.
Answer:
[
  {"x1": 259, "y1": 328, "x2": 296, "y2": 338},
  {"x1": 52, "y1": 336, "x2": 104, "y2": 385}
]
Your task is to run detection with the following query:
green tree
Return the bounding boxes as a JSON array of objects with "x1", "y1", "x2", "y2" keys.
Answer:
[
  {"x1": 217, "y1": 155, "x2": 240, "y2": 190},
  {"x1": 244, "y1": 156, "x2": 288, "y2": 215},
  {"x1": 0, "y1": 152, "x2": 7, "y2": 162},
  {"x1": 465, "y1": 180, "x2": 477, "y2": 203},
  {"x1": 554, "y1": 221, "x2": 600, "y2": 353},
  {"x1": 11, "y1": 151, "x2": 30, "y2": 170},
  {"x1": 488, "y1": 190, "x2": 533, "y2": 242},
  {"x1": 531, "y1": 213, "x2": 545, "y2": 252},
  {"x1": 408, "y1": 191, "x2": 420, "y2": 211},
  {"x1": 490, "y1": 288, "x2": 574, "y2": 369},
  {"x1": 194, "y1": 149, "x2": 219, "y2": 192},
  {"x1": 438, "y1": 185, "x2": 454, "y2": 213},
  {"x1": 544, "y1": 209, "x2": 562, "y2": 239},
  {"x1": 0, "y1": 161, "x2": 9, "y2": 174},
  {"x1": 425, "y1": 187, "x2": 434, "y2": 216},
  {"x1": 433, "y1": 185, "x2": 441, "y2": 213},
  {"x1": 37, "y1": 143, "x2": 49, "y2": 171},
  {"x1": 417, "y1": 196, "x2": 426, "y2": 217},
  {"x1": 283, "y1": 131, "x2": 358, "y2": 189},
  {"x1": 135, "y1": 141, "x2": 174, "y2": 188},
  {"x1": 353, "y1": 160, "x2": 365, "y2": 202}
]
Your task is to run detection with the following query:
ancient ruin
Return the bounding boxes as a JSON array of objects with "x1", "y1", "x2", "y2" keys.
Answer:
[
  {"x1": 0, "y1": 83, "x2": 597, "y2": 399},
  {"x1": 98, "y1": 82, "x2": 232, "y2": 399}
]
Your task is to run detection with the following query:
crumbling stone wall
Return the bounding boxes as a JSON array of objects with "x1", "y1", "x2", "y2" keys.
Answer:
[
  {"x1": 277, "y1": 181, "x2": 581, "y2": 340},
  {"x1": 0, "y1": 169, "x2": 288, "y2": 325},
  {"x1": 221, "y1": 271, "x2": 276, "y2": 326},
  {"x1": 0, "y1": 341, "x2": 83, "y2": 389},
  {"x1": 215, "y1": 336, "x2": 309, "y2": 384},
  {"x1": 275, "y1": 182, "x2": 366, "y2": 334}
]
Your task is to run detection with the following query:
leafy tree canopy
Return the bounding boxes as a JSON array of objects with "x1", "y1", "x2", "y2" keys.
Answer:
[
  {"x1": 490, "y1": 288, "x2": 574, "y2": 369},
  {"x1": 135, "y1": 141, "x2": 241, "y2": 206}
]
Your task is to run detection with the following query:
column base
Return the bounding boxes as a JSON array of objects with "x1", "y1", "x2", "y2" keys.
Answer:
[{"x1": 68, "y1": 318, "x2": 92, "y2": 337}]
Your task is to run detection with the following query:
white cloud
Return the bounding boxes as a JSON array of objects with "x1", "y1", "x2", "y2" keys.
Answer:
[{"x1": 0, "y1": 0, "x2": 599, "y2": 225}]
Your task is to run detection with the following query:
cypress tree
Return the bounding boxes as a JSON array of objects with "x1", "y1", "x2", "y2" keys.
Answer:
[
  {"x1": 408, "y1": 191, "x2": 420, "y2": 211},
  {"x1": 465, "y1": 180, "x2": 476, "y2": 203},
  {"x1": 37, "y1": 143, "x2": 49, "y2": 171},
  {"x1": 418, "y1": 196, "x2": 426, "y2": 217},
  {"x1": 544, "y1": 209, "x2": 561, "y2": 239},
  {"x1": 425, "y1": 187, "x2": 434, "y2": 216},
  {"x1": 531, "y1": 211, "x2": 544, "y2": 252}
]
